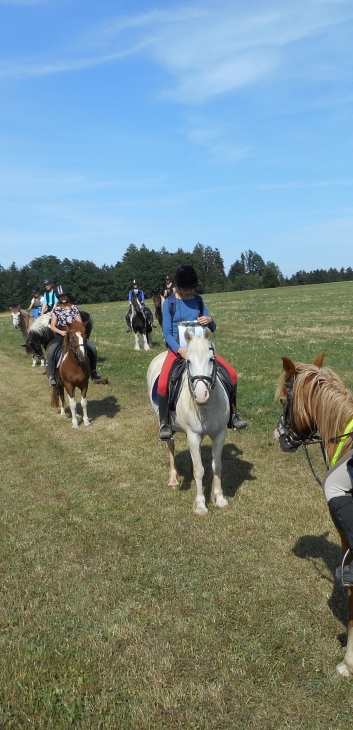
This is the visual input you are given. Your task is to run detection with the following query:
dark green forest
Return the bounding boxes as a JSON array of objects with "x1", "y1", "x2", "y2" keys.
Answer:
[{"x1": 1, "y1": 243, "x2": 352, "y2": 310}]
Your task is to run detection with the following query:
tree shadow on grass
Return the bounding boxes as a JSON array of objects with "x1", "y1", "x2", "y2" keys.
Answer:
[
  {"x1": 292, "y1": 532, "x2": 348, "y2": 643},
  {"x1": 175, "y1": 440, "x2": 255, "y2": 499},
  {"x1": 77, "y1": 395, "x2": 120, "y2": 421}
]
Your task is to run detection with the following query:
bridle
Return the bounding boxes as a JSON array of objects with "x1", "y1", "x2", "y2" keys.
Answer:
[
  {"x1": 186, "y1": 344, "x2": 217, "y2": 398},
  {"x1": 276, "y1": 375, "x2": 327, "y2": 486},
  {"x1": 68, "y1": 330, "x2": 87, "y2": 360}
]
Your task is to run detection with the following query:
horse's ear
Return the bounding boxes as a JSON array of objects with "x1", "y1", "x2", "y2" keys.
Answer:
[
  {"x1": 281, "y1": 356, "x2": 296, "y2": 380},
  {"x1": 81, "y1": 320, "x2": 88, "y2": 326},
  {"x1": 313, "y1": 351, "x2": 325, "y2": 368},
  {"x1": 185, "y1": 329, "x2": 193, "y2": 344},
  {"x1": 204, "y1": 327, "x2": 212, "y2": 340}
]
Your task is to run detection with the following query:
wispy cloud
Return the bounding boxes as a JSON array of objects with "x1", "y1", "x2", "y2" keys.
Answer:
[{"x1": 1, "y1": 1, "x2": 353, "y2": 103}]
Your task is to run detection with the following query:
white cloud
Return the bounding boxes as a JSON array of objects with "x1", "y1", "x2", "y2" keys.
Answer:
[{"x1": 1, "y1": 0, "x2": 353, "y2": 103}]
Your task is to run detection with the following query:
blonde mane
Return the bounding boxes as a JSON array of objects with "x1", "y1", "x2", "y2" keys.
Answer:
[{"x1": 276, "y1": 363, "x2": 353, "y2": 456}]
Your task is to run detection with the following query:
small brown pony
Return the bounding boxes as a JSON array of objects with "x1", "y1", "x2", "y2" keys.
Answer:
[
  {"x1": 50, "y1": 321, "x2": 91, "y2": 428},
  {"x1": 152, "y1": 293, "x2": 163, "y2": 327},
  {"x1": 274, "y1": 352, "x2": 353, "y2": 676}
]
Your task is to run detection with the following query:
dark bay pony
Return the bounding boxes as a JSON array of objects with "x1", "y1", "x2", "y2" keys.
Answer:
[
  {"x1": 152, "y1": 293, "x2": 163, "y2": 327},
  {"x1": 131, "y1": 294, "x2": 152, "y2": 351},
  {"x1": 274, "y1": 352, "x2": 353, "y2": 676},
  {"x1": 50, "y1": 321, "x2": 91, "y2": 428}
]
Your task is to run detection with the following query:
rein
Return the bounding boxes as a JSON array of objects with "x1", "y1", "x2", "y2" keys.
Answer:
[{"x1": 186, "y1": 344, "x2": 217, "y2": 398}]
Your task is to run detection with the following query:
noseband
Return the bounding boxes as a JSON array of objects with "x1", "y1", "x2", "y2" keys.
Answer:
[{"x1": 186, "y1": 344, "x2": 217, "y2": 398}]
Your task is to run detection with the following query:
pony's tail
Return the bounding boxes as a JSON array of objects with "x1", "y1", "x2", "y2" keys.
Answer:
[{"x1": 51, "y1": 385, "x2": 60, "y2": 409}]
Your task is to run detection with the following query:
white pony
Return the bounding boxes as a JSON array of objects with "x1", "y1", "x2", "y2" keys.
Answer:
[{"x1": 147, "y1": 328, "x2": 230, "y2": 516}]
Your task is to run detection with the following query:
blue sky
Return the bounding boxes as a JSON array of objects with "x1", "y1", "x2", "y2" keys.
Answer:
[{"x1": 1, "y1": 0, "x2": 353, "y2": 276}]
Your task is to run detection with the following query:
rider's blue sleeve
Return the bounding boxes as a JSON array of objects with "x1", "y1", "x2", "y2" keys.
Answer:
[
  {"x1": 128, "y1": 290, "x2": 132, "y2": 302},
  {"x1": 140, "y1": 290, "x2": 145, "y2": 303},
  {"x1": 163, "y1": 301, "x2": 180, "y2": 354},
  {"x1": 202, "y1": 301, "x2": 216, "y2": 332}
]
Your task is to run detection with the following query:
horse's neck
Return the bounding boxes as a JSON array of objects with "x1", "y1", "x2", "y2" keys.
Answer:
[{"x1": 20, "y1": 310, "x2": 32, "y2": 335}]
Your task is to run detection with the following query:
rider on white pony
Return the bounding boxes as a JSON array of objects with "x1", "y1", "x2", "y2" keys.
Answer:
[{"x1": 157, "y1": 264, "x2": 247, "y2": 441}]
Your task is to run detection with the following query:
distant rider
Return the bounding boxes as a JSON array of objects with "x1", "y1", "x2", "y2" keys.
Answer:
[
  {"x1": 163, "y1": 275, "x2": 174, "y2": 299},
  {"x1": 125, "y1": 279, "x2": 156, "y2": 333},
  {"x1": 41, "y1": 278, "x2": 58, "y2": 315},
  {"x1": 47, "y1": 285, "x2": 102, "y2": 386},
  {"x1": 27, "y1": 287, "x2": 44, "y2": 317},
  {"x1": 157, "y1": 264, "x2": 247, "y2": 440}
]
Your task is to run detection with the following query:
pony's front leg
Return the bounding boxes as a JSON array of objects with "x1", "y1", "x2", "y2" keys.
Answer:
[
  {"x1": 337, "y1": 587, "x2": 353, "y2": 676},
  {"x1": 81, "y1": 389, "x2": 90, "y2": 426},
  {"x1": 166, "y1": 439, "x2": 179, "y2": 488},
  {"x1": 187, "y1": 430, "x2": 208, "y2": 516},
  {"x1": 134, "y1": 333, "x2": 140, "y2": 350},
  {"x1": 142, "y1": 333, "x2": 150, "y2": 351},
  {"x1": 40, "y1": 358, "x2": 45, "y2": 367},
  {"x1": 67, "y1": 388, "x2": 78, "y2": 428},
  {"x1": 32, "y1": 355, "x2": 37, "y2": 367},
  {"x1": 211, "y1": 429, "x2": 229, "y2": 509}
]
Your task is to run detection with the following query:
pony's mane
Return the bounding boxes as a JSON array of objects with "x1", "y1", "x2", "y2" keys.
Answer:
[
  {"x1": 276, "y1": 362, "x2": 353, "y2": 451},
  {"x1": 29, "y1": 313, "x2": 51, "y2": 334}
]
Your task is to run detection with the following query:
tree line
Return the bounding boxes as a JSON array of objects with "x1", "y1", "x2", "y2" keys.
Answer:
[{"x1": 1, "y1": 244, "x2": 352, "y2": 311}]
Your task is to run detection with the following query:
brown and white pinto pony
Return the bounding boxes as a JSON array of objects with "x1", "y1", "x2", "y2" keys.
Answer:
[
  {"x1": 274, "y1": 352, "x2": 353, "y2": 676},
  {"x1": 10, "y1": 306, "x2": 52, "y2": 366},
  {"x1": 50, "y1": 321, "x2": 91, "y2": 429}
]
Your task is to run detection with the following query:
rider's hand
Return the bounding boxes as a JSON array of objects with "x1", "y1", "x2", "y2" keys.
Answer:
[
  {"x1": 197, "y1": 316, "x2": 213, "y2": 326},
  {"x1": 178, "y1": 347, "x2": 187, "y2": 359}
]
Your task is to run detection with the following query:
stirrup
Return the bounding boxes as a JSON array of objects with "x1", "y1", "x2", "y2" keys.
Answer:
[
  {"x1": 158, "y1": 423, "x2": 173, "y2": 441},
  {"x1": 335, "y1": 549, "x2": 353, "y2": 587},
  {"x1": 48, "y1": 375, "x2": 57, "y2": 387},
  {"x1": 232, "y1": 412, "x2": 247, "y2": 430}
]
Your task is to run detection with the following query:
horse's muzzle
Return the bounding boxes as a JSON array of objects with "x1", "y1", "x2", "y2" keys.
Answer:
[{"x1": 193, "y1": 380, "x2": 210, "y2": 405}]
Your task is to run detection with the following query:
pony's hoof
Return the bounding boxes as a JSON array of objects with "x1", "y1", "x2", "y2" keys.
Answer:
[
  {"x1": 72, "y1": 423, "x2": 79, "y2": 429},
  {"x1": 193, "y1": 502, "x2": 208, "y2": 517},
  {"x1": 168, "y1": 477, "x2": 180, "y2": 488},
  {"x1": 214, "y1": 497, "x2": 229, "y2": 509},
  {"x1": 335, "y1": 661, "x2": 352, "y2": 677},
  {"x1": 134, "y1": 346, "x2": 140, "y2": 351},
  {"x1": 83, "y1": 420, "x2": 90, "y2": 427}
]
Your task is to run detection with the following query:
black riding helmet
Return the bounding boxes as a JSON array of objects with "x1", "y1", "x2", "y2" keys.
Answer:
[
  {"x1": 32, "y1": 287, "x2": 41, "y2": 294},
  {"x1": 174, "y1": 265, "x2": 198, "y2": 290},
  {"x1": 44, "y1": 278, "x2": 53, "y2": 284},
  {"x1": 54, "y1": 284, "x2": 69, "y2": 298}
]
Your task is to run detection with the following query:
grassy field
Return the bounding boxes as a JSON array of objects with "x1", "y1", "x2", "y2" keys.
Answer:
[{"x1": 1, "y1": 283, "x2": 353, "y2": 729}]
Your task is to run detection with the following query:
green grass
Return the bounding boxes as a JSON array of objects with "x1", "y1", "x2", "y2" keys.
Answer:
[{"x1": 1, "y1": 284, "x2": 353, "y2": 728}]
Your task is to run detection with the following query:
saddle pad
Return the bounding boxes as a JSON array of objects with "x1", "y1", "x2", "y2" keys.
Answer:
[{"x1": 152, "y1": 360, "x2": 232, "y2": 412}]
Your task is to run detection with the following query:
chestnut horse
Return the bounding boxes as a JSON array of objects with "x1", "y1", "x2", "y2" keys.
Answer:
[
  {"x1": 274, "y1": 352, "x2": 353, "y2": 676},
  {"x1": 50, "y1": 321, "x2": 91, "y2": 429}
]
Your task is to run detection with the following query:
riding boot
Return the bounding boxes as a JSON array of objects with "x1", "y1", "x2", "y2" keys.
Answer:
[
  {"x1": 47, "y1": 341, "x2": 59, "y2": 386},
  {"x1": 328, "y1": 496, "x2": 353, "y2": 586},
  {"x1": 229, "y1": 383, "x2": 247, "y2": 430},
  {"x1": 157, "y1": 394, "x2": 173, "y2": 441},
  {"x1": 86, "y1": 341, "x2": 101, "y2": 380}
]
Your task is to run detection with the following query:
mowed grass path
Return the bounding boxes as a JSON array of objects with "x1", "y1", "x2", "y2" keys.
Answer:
[{"x1": 1, "y1": 284, "x2": 353, "y2": 728}]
